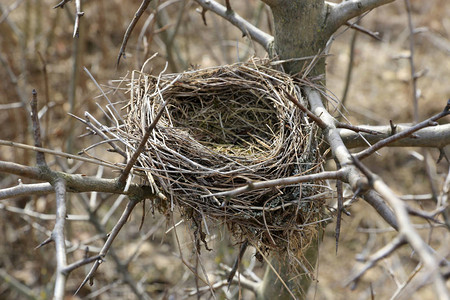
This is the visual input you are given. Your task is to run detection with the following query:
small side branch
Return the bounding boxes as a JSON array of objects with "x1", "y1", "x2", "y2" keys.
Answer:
[
  {"x1": 117, "y1": 0, "x2": 153, "y2": 66},
  {"x1": 352, "y1": 156, "x2": 449, "y2": 299},
  {"x1": 327, "y1": 0, "x2": 396, "y2": 35},
  {"x1": 30, "y1": 90, "x2": 46, "y2": 167},
  {"x1": 356, "y1": 100, "x2": 450, "y2": 159},
  {"x1": 340, "y1": 123, "x2": 450, "y2": 149},
  {"x1": 346, "y1": 234, "x2": 406, "y2": 287},
  {"x1": 0, "y1": 160, "x2": 160, "y2": 200},
  {"x1": 284, "y1": 91, "x2": 327, "y2": 129},
  {"x1": 193, "y1": 0, "x2": 273, "y2": 51},
  {"x1": 75, "y1": 198, "x2": 140, "y2": 295},
  {"x1": 0, "y1": 182, "x2": 53, "y2": 200},
  {"x1": 73, "y1": 0, "x2": 84, "y2": 38}
]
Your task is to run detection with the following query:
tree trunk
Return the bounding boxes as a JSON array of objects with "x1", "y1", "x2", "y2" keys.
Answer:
[
  {"x1": 258, "y1": 1, "x2": 330, "y2": 299},
  {"x1": 264, "y1": 0, "x2": 328, "y2": 76}
]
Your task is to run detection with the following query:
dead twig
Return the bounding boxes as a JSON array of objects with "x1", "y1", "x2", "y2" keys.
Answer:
[
  {"x1": 117, "y1": 0, "x2": 153, "y2": 66},
  {"x1": 356, "y1": 100, "x2": 450, "y2": 159}
]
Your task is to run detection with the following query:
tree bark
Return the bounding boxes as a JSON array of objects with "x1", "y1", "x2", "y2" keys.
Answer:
[{"x1": 263, "y1": 0, "x2": 328, "y2": 75}]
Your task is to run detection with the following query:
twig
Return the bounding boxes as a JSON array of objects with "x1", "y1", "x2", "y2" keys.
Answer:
[
  {"x1": 30, "y1": 90, "x2": 47, "y2": 167},
  {"x1": 61, "y1": 254, "x2": 102, "y2": 276},
  {"x1": 0, "y1": 202, "x2": 88, "y2": 221},
  {"x1": 72, "y1": 0, "x2": 84, "y2": 38},
  {"x1": 404, "y1": 0, "x2": 419, "y2": 123},
  {"x1": 0, "y1": 160, "x2": 161, "y2": 200},
  {"x1": 306, "y1": 87, "x2": 369, "y2": 190},
  {"x1": 0, "y1": 139, "x2": 122, "y2": 170},
  {"x1": 335, "y1": 122, "x2": 381, "y2": 135},
  {"x1": 68, "y1": 113, "x2": 126, "y2": 158},
  {"x1": 75, "y1": 198, "x2": 140, "y2": 295},
  {"x1": 194, "y1": 0, "x2": 273, "y2": 51},
  {"x1": 0, "y1": 182, "x2": 53, "y2": 200},
  {"x1": 53, "y1": 0, "x2": 71, "y2": 9},
  {"x1": 339, "y1": 123, "x2": 450, "y2": 149},
  {"x1": 335, "y1": 160, "x2": 343, "y2": 254},
  {"x1": 327, "y1": 0, "x2": 396, "y2": 35},
  {"x1": 340, "y1": 26, "x2": 358, "y2": 111},
  {"x1": 356, "y1": 100, "x2": 450, "y2": 159},
  {"x1": 346, "y1": 234, "x2": 406, "y2": 288},
  {"x1": 203, "y1": 169, "x2": 345, "y2": 198},
  {"x1": 345, "y1": 21, "x2": 380, "y2": 40},
  {"x1": 351, "y1": 156, "x2": 449, "y2": 298},
  {"x1": 363, "y1": 190, "x2": 398, "y2": 230},
  {"x1": 0, "y1": 268, "x2": 37, "y2": 300},
  {"x1": 284, "y1": 90, "x2": 327, "y2": 129},
  {"x1": 227, "y1": 239, "x2": 248, "y2": 288},
  {"x1": 117, "y1": 0, "x2": 153, "y2": 66},
  {"x1": 75, "y1": 193, "x2": 152, "y2": 299}
]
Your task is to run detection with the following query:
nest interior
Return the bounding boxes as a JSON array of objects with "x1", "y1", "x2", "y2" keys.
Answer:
[{"x1": 123, "y1": 60, "x2": 326, "y2": 258}]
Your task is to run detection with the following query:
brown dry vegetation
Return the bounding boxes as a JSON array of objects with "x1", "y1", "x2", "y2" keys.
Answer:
[{"x1": 0, "y1": 0, "x2": 449, "y2": 299}]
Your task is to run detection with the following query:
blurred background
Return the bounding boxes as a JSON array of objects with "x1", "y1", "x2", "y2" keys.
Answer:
[{"x1": 0, "y1": 0, "x2": 449, "y2": 299}]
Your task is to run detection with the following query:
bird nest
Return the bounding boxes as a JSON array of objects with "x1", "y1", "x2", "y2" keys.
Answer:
[{"x1": 122, "y1": 60, "x2": 326, "y2": 257}]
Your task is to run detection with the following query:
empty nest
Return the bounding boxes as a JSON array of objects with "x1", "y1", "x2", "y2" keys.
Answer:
[{"x1": 122, "y1": 60, "x2": 326, "y2": 257}]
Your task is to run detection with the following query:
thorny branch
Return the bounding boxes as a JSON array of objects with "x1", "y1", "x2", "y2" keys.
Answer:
[
  {"x1": 340, "y1": 123, "x2": 450, "y2": 149},
  {"x1": 327, "y1": 0, "x2": 397, "y2": 34},
  {"x1": 351, "y1": 156, "x2": 449, "y2": 299},
  {"x1": 53, "y1": 179, "x2": 68, "y2": 300},
  {"x1": 75, "y1": 198, "x2": 140, "y2": 295},
  {"x1": 356, "y1": 100, "x2": 450, "y2": 159},
  {"x1": 193, "y1": 0, "x2": 273, "y2": 51},
  {"x1": 117, "y1": 0, "x2": 153, "y2": 66},
  {"x1": 307, "y1": 87, "x2": 449, "y2": 297}
]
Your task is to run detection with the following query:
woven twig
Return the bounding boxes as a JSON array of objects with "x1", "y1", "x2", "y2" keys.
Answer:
[{"x1": 120, "y1": 59, "x2": 327, "y2": 257}]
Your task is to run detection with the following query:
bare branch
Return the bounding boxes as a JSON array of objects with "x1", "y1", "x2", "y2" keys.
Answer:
[
  {"x1": 75, "y1": 198, "x2": 140, "y2": 295},
  {"x1": 53, "y1": 0, "x2": 71, "y2": 9},
  {"x1": 0, "y1": 182, "x2": 54, "y2": 200},
  {"x1": 193, "y1": 0, "x2": 273, "y2": 51},
  {"x1": 73, "y1": 0, "x2": 84, "y2": 38},
  {"x1": 352, "y1": 156, "x2": 449, "y2": 298},
  {"x1": 0, "y1": 139, "x2": 122, "y2": 170},
  {"x1": 363, "y1": 190, "x2": 398, "y2": 230},
  {"x1": 30, "y1": 90, "x2": 47, "y2": 167},
  {"x1": 344, "y1": 21, "x2": 381, "y2": 41},
  {"x1": 346, "y1": 234, "x2": 406, "y2": 287},
  {"x1": 284, "y1": 90, "x2": 327, "y2": 129},
  {"x1": 307, "y1": 87, "x2": 368, "y2": 190},
  {"x1": 356, "y1": 101, "x2": 450, "y2": 159},
  {"x1": 0, "y1": 160, "x2": 161, "y2": 200},
  {"x1": 327, "y1": 0, "x2": 396, "y2": 35},
  {"x1": 61, "y1": 254, "x2": 103, "y2": 276},
  {"x1": 340, "y1": 123, "x2": 450, "y2": 149},
  {"x1": 306, "y1": 88, "x2": 404, "y2": 232},
  {"x1": 404, "y1": 0, "x2": 419, "y2": 122},
  {"x1": 0, "y1": 202, "x2": 88, "y2": 221},
  {"x1": 69, "y1": 113, "x2": 126, "y2": 158},
  {"x1": 53, "y1": 179, "x2": 67, "y2": 300},
  {"x1": 117, "y1": 0, "x2": 153, "y2": 66},
  {"x1": 335, "y1": 122, "x2": 381, "y2": 135}
]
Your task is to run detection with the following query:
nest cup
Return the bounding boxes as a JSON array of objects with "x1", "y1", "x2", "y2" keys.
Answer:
[{"x1": 123, "y1": 60, "x2": 326, "y2": 257}]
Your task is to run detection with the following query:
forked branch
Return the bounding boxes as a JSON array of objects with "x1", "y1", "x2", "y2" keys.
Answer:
[
  {"x1": 193, "y1": 0, "x2": 273, "y2": 51},
  {"x1": 327, "y1": 0, "x2": 397, "y2": 34}
]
